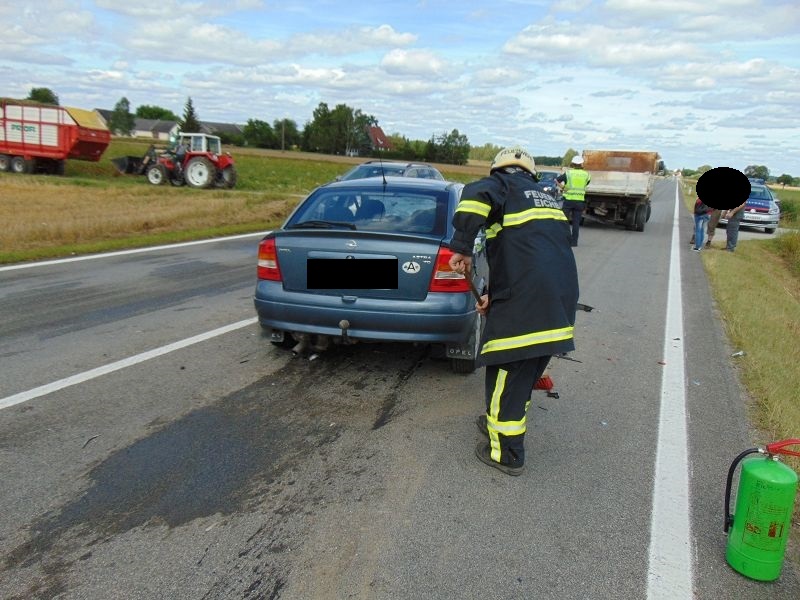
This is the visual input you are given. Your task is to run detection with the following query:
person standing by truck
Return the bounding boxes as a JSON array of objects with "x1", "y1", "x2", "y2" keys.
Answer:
[
  {"x1": 448, "y1": 146, "x2": 579, "y2": 476},
  {"x1": 557, "y1": 155, "x2": 591, "y2": 247}
]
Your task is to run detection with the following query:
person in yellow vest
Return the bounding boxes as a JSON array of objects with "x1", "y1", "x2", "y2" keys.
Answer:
[{"x1": 557, "y1": 155, "x2": 591, "y2": 247}]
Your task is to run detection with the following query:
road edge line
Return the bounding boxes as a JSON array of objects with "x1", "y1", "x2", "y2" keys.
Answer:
[{"x1": 646, "y1": 181, "x2": 694, "y2": 598}]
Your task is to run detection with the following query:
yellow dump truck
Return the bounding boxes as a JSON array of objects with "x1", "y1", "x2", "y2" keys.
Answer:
[{"x1": 582, "y1": 150, "x2": 661, "y2": 232}]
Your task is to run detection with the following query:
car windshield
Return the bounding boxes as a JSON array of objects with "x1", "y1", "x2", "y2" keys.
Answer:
[
  {"x1": 749, "y1": 186, "x2": 772, "y2": 201},
  {"x1": 288, "y1": 188, "x2": 449, "y2": 235}
]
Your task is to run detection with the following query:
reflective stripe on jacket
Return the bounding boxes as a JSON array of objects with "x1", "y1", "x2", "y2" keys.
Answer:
[
  {"x1": 563, "y1": 168, "x2": 591, "y2": 202},
  {"x1": 450, "y1": 168, "x2": 579, "y2": 366}
]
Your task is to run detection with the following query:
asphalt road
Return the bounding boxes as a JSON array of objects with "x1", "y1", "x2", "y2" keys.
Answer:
[{"x1": 1, "y1": 179, "x2": 798, "y2": 599}]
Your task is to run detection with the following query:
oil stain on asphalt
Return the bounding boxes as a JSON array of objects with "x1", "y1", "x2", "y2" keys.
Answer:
[{"x1": 3, "y1": 341, "x2": 427, "y2": 598}]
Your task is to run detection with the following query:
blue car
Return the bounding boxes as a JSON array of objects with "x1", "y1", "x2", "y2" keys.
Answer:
[
  {"x1": 719, "y1": 183, "x2": 781, "y2": 234},
  {"x1": 253, "y1": 177, "x2": 487, "y2": 373}
]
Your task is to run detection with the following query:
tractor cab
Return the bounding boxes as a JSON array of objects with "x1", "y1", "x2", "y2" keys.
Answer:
[{"x1": 177, "y1": 133, "x2": 222, "y2": 156}]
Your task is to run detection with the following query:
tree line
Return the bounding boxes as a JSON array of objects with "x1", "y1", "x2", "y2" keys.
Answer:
[
  {"x1": 26, "y1": 87, "x2": 794, "y2": 178},
  {"x1": 681, "y1": 163, "x2": 797, "y2": 187}
]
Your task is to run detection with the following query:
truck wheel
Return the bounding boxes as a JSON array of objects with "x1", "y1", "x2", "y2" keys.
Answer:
[
  {"x1": 645, "y1": 203, "x2": 652, "y2": 222},
  {"x1": 10, "y1": 156, "x2": 29, "y2": 174},
  {"x1": 634, "y1": 204, "x2": 646, "y2": 232},
  {"x1": 146, "y1": 164, "x2": 168, "y2": 185},
  {"x1": 624, "y1": 208, "x2": 635, "y2": 230},
  {"x1": 54, "y1": 160, "x2": 66, "y2": 176},
  {"x1": 184, "y1": 157, "x2": 214, "y2": 189},
  {"x1": 0, "y1": 154, "x2": 9, "y2": 172},
  {"x1": 216, "y1": 165, "x2": 237, "y2": 189}
]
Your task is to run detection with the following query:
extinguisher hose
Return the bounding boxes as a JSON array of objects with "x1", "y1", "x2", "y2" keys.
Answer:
[{"x1": 724, "y1": 447, "x2": 761, "y2": 533}]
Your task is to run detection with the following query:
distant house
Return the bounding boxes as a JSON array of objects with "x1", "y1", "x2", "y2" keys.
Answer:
[
  {"x1": 367, "y1": 126, "x2": 392, "y2": 151},
  {"x1": 95, "y1": 108, "x2": 243, "y2": 140},
  {"x1": 199, "y1": 121, "x2": 244, "y2": 138},
  {"x1": 132, "y1": 118, "x2": 180, "y2": 140}
]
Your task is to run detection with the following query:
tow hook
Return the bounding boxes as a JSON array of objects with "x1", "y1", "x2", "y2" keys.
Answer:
[{"x1": 339, "y1": 319, "x2": 350, "y2": 344}]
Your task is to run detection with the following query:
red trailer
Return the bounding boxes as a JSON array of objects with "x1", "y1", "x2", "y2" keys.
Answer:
[{"x1": 0, "y1": 99, "x2": 110, "y2": 175}]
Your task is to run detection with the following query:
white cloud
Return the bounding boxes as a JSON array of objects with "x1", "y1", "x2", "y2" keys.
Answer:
[
  {"x1": 0, "y1": 1, "x2": 797, "y2": 173},
  {"x1": 380, "y1": 49, "x2": 446, "y2": 76}
]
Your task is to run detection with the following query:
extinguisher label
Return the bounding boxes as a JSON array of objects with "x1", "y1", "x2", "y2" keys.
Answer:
[{"x1": 742, "y1": 490, "x2": 789, "y2": 551}]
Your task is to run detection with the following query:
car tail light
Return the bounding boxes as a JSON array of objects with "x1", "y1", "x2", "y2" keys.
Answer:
[
  {"x1": 257, "y1": 238, "x2": 282, "y2": 281},
  {"x1": 429, "y1": 246, "x2": 470, "y2": 293}
]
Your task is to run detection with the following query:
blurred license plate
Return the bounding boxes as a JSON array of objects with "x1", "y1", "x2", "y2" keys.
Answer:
[{"x1": 307, "y1": 258, "x2": 398, "y2": 289}]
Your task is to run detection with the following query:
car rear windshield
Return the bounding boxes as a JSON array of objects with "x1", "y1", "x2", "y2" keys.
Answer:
[
  {"x1": 288, "y1": 189, "x2": 449, "y2": 235},
  {"x1": 346, "y1": 164, "x2": 407, "y2": 179}
]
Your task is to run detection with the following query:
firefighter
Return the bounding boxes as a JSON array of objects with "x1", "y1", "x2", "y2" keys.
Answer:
[
  {"x1": 449, "y1": 146, "x2": 579, "y2": 476},
  {"x1": 557, "y1": 155, "x2": 591, "y2": 247}
]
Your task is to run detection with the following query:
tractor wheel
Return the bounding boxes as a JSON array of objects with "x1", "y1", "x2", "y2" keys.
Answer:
[
  {"x1": 0, "y1": 154, "x2": 9, "y2": 172},
  {"x1": 216, "y1": 165, "x2": 237, "y2": 189},
  {"x1": 146, "y1": 164, "x2": 168, "y2": 185},
  {"x1": 184, "y1": 157, "x2": 214, "y2": 189}
]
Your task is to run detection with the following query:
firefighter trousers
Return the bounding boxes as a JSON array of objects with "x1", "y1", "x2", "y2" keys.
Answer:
[{"x1": 484, "y1": 355, "x2": 551, "y2": 467}]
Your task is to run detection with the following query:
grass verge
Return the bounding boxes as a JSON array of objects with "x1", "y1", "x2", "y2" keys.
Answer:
[{"x1": 683, "y1": 180, "x2": 800, "y2": 549}]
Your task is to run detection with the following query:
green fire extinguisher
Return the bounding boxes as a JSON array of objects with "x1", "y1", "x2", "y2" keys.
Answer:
[{"x1": 724, "y1": 438, "x2": 800, "y2": 581}]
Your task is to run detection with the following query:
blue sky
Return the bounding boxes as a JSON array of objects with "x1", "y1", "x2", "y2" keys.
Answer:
[{"x1": 2, "y1": 0, "x2": 798, "y2": 175}]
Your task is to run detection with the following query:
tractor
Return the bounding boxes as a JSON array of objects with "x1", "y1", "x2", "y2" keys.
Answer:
[{"x1": 112, "y1": 133, "x2": 237, "y2": 189}]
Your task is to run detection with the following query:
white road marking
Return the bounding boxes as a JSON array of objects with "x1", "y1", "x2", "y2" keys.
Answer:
[
  {"x1": 0, "y1": 318, "x2": 258, "y2": 410},
  {"x1": 647, "y1": 182, "x2": 693, "y2": 598},
  {"x1": 0, "y1": 232, "x2": 270, "y2": 272}
]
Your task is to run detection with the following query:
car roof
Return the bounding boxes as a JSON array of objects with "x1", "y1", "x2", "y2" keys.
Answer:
[
  {"x1": 358, "y1": 160, "x2": 436, "y2": 168},
  {"x1": 320, "y1": 176, "x2": 459, "y2": 193}
]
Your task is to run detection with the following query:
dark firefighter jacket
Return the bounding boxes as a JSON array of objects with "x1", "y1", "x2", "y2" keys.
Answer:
[{"x1": 450, "y1": 167, "x2": 579, "y2": 367}]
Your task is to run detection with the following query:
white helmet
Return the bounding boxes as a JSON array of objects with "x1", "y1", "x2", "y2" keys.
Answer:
[
  {"x1": 491, "y1": 146, "x2": 536, "y2": 174},
  {"x1": 571, "y1": 155, "x2": 584, "y2": 166}
]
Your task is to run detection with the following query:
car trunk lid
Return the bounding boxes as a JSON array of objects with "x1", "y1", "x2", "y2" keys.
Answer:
[{"x1": 274, "y1": 230, "x2": 442, "y2": 301}]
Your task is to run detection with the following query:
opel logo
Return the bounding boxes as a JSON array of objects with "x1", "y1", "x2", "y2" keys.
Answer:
[{"x1": 345, "y1": 240, "x2": 358, "y2": 249}]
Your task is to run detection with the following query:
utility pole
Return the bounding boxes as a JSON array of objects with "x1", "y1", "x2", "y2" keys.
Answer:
[{"x1": 281, "y1": 120, "x2": 285, "y2": 152}]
